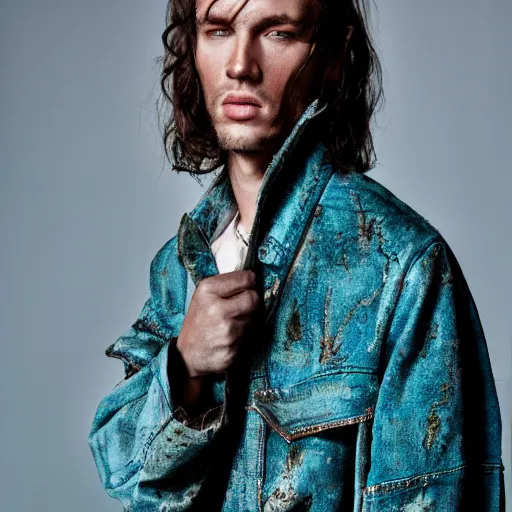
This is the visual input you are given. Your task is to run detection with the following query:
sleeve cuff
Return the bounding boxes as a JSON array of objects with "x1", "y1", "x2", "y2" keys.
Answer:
[{"x1": 151, "y1": 338, "x2": 227, "y2": 431}]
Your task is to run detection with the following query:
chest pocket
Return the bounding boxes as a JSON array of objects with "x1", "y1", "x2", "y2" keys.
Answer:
[{"x1": 247, "y1": 370, "x2": 378, "y2": 442}]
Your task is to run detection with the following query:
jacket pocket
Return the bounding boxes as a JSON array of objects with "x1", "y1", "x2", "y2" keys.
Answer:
[
  {"x1": 246, "y1": 370, "x2": 378, "y2": 442},
  {"x1": 360, "y1": 463, "x2": 505, "y2": 512}
]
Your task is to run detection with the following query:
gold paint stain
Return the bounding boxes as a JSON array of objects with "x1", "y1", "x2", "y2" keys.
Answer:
[
  {"x1": 264, "y1": 277, "x2": 281, "y2": 302},
  {"x1": 264, "y1": 486, "x2": 300, "y2": 511},
  {"x1": 285, "y1": 298, "x2": 303, "y2": 349},
  {"x1": 286, "y1": 445, "x2": 305, "y2": 472},
  {"x1": 424, "y1": 411, "x2": 441, "y2": 450},
  {"x1": 320, "y1": 335, "x2": 335, "y2": 364},
  {"x1": 422, "y1": 243, "x2": 441, "y2": 269},
  {"x1": 423, "y1": 382, "x2": 452, "y2": 449},
  {"x1": 340, "y1": 251, "x2": 350, "y2": 272},
  {"x1": 350, "y1": 191, "x2": 376, "y2": 252},
  {"x1": 323, "y1": 287, "x2": 382, "y2": 362},
  {"x1": 420, "y1": 322, "x2": 439, "y2": 358},
  {"x1": 319, "y1": 287, "x2": 334, "y2": 363}
]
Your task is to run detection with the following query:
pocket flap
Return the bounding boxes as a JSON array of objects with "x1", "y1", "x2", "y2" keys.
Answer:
[{"x1": 247, "y1": 371, "x2": 378, "y2": 442}]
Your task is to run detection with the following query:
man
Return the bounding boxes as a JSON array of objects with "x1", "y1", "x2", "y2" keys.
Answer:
[{"x1": 89, "y1": 0, "x2": 505, "y2": 510}]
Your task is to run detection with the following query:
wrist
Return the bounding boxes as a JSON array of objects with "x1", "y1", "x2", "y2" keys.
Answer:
[
  {"x1": 176, "y1": 335, "x2": 202, "y2": 379},
  {"x1": 168, "y1": 338, "x2": 206, "y2": 409},
  {"x1": 181, "y1": 377, "x2": 204, "y2": 408}
]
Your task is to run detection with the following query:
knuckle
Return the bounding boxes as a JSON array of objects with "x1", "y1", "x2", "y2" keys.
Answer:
[
  {"x1": 207, "y1": 300, "x2": 222, "y2": 319},
  {"x1": 197, "y1": 278, "x2": 212, "y2": 295},
  {"x1": 241, "y1": 289, "x2": 259, "y2": 311},
  {"x1": 248, "y1": 289, "x2": 260, "y2": 308},
  {"x1": 245, "y1": 270, "x2": 256, "y2": 286}
]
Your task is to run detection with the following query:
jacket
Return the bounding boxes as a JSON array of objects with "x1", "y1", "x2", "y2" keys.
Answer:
[{"x1": 89, "y1": 99, "x2": 505, "y2": 511}]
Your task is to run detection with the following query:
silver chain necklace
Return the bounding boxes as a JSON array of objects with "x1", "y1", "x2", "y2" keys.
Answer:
[{"x1": 235, "y1": 215, "x2": 251, "y2": 247}]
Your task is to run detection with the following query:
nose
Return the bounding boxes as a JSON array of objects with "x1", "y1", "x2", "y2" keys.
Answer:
[{"x1": 226, "y1": 34, "x2": 262, "y2": 82}]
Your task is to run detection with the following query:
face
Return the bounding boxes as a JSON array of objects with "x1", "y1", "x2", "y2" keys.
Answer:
[{"x1": 194, "y1": 0, "x2": 323, "y2": 154}]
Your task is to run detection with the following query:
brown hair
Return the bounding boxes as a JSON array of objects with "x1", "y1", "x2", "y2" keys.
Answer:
[{"x1": 157, "y1": 0, "x2": 384, "y2": 176}]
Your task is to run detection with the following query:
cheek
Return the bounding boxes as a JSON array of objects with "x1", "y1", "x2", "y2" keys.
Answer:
[
  {"x1": 195, "y1": 51, "x2": 219, "y2": 101},
  {"x1": 262, "y1": 48, "x2": 310, "y2": 94}
]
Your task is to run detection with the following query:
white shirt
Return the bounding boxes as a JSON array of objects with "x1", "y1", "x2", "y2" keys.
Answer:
[{"x1": 211, "y1": 210, "x2": 250, "y2": 273}]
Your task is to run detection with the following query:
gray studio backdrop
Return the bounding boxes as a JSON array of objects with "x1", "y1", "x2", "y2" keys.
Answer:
[{"x1": 1, "y1": 1, "x2": 510, "y2": 510}]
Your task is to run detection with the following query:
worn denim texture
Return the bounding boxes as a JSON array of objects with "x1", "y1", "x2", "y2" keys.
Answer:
[{"x1": 89, "y1": 100, "x2": 505, "y2": 511}]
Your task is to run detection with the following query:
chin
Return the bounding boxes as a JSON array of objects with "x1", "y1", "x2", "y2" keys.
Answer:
[
  {"x1": 215, "y1": 121, "x2": 284, "y2": 153},
  {"x1": 217, "y1": 136, "x2": 267, "y2": 153}
]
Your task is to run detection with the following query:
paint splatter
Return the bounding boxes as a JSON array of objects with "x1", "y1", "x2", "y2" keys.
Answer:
[
  {"x1": 423, "y1": 382, "x2": 452, "y2": 450},
  {"x1": 285, "y1": 298, "x2": 303, "y2": 348}
]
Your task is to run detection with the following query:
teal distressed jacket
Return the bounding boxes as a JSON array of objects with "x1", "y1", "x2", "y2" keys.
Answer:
[{"x1": 89, "y1": 100, "x2": 505, "y2": 511}]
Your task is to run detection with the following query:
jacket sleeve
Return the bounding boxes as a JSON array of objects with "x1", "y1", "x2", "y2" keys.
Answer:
[
  {"x1": 88, "y1": 257, "x2": 227, "y2": 510},
  {"x1": 362, "y1": 239, "x2": 505, "y2": 511}
]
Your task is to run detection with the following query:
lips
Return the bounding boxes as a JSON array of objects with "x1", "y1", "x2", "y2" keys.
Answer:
[
  {"x1": 222, "y1": 93, "x2": 262, "y2": 121},
  {"x1": 222, "y1": 93, "x2": 262, "y2": 107}
]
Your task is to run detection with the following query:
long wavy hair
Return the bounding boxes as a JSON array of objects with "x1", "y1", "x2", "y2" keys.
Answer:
[{"x1": 157, "y1": 0, "x2": 384, "y2": 176}]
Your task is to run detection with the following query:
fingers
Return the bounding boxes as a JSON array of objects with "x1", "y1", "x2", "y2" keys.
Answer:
[
  {"x1": 198, "y1": 270, "x2": 257, "y2": 298},
  {"x1": 222, "y1": 288, "x2": 261, "y2": 319}
]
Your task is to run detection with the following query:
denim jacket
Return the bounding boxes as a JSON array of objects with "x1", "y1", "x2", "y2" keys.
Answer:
[{"x1": 89, "y1": 100, "x2": 505, "y2": 511}]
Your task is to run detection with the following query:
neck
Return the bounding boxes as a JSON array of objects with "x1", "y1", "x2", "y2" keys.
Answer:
[
  {"x1": 227, "y1": 149, "x2": 275, "y2": 234},
  {"x1": 224, "y1": 99, "x2": 324, "y2": 235}
]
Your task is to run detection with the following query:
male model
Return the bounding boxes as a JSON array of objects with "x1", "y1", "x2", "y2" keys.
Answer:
[{"x1": 89, "y1": 0, "x2": 505, "y2": 510}]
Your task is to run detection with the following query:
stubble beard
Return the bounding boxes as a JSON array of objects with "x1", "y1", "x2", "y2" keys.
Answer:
[
  {"x1": 208, "y1": 96, "x2": 307, "y2": 155},
  {"x1": 218, "y1": 132, "x2": 268, "y2": 154},
  {"x1": 213, "y1": 121, "x2": 284, "y2": 154}
]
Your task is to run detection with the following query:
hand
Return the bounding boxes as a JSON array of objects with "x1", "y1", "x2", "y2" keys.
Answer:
[{"x1": 176, "y1": 270, "x2": 261, "y2": 379}]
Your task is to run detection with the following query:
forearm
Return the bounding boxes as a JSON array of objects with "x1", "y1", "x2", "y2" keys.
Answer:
[
  {"x1": 167, "y1": 338, "x2": 205, "y2": 405},
  {"x1": 89, "y1": 341, "x2": 225, "y2": 507},
  {"x1": 167, "y1": 339, "x2": 225, "y2": 429}
]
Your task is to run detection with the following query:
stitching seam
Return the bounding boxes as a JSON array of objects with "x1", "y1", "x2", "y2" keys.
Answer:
[{"x1": 363, "y1": 462, "x2": 504, "y2": 496}]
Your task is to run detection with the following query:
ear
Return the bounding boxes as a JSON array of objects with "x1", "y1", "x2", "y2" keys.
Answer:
[{"x1": 323, "y1": 25, "x2": 354, "y2": 82}]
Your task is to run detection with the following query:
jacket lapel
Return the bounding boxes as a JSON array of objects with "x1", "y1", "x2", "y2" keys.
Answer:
[
  {"x1": 253, "y1": 140, "x2": 333, "y2": 322},
  {"x1": 177, "y1": 164, "x2": 237, "y2": 287},
  {"x1": 177, "y1": 99, "x2": 333, "y2": 322},
  {"x1": 177, "y1": 212, "x2": 219, "y2": 285}
]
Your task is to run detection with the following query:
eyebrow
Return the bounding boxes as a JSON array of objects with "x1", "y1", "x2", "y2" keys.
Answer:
[{"x1": 196, "y1": 13, "x2": 308, "y2": 31}]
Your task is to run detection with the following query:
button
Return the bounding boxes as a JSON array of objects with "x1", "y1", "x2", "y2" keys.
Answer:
[{"x1": 257, "y1": 236, "x2": 286, "y2": 266}]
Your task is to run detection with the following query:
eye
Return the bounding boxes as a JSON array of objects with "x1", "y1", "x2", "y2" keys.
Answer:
[
  {"x1": 207, "y1": 29, "x2": 230, "y2": 38},
  {"x1": 267, "y1": 30, "x2": 296, "y2": 39}
]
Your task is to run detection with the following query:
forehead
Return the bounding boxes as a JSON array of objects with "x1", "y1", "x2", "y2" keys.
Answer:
[{"x1": 195, "y1": 0, "x2": 318, "y2": 24}]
